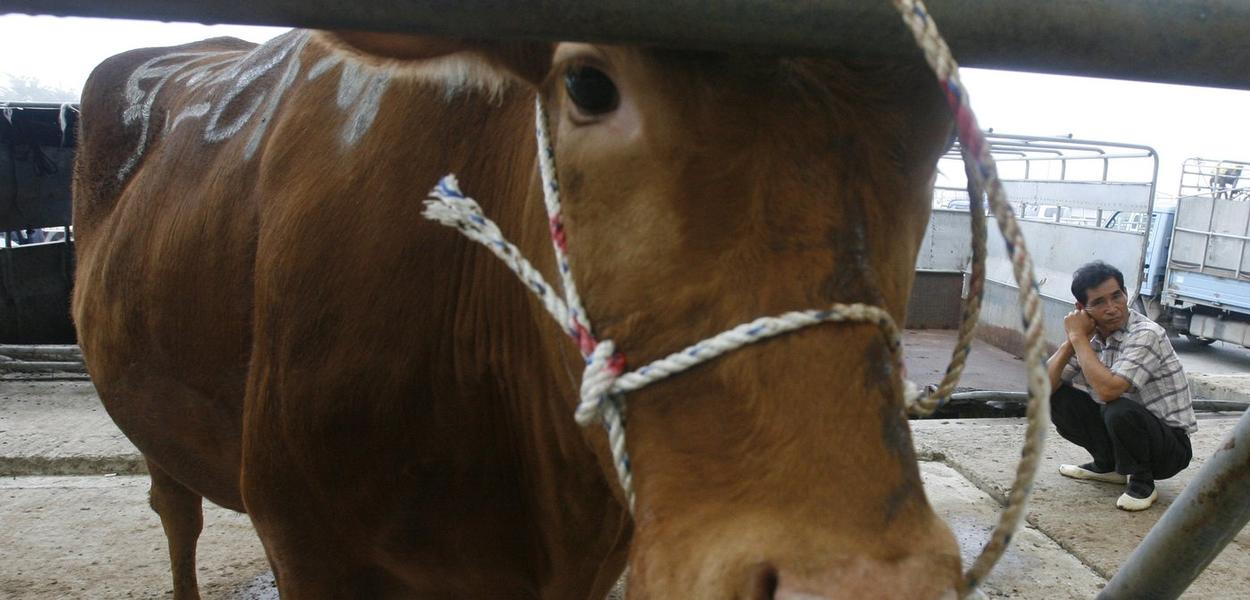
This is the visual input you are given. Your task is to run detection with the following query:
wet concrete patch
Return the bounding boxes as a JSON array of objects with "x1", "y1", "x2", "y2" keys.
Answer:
[
  {"x1": 913, "y1": 417, "x2": 1250, "y2": 598},
  {"x1": 922, "y1": 462, "x2": 1105, "y2": 598}
]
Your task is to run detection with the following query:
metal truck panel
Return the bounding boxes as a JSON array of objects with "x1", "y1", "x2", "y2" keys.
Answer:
[
  {"x1": 1169, "y1": 195, "x2": 1250, "y2": 282},
  {"x1": 1209, "y1": 199, "x2": 1250, "y2": 273},
  {"x1": 986, "y1": 218, "x2": 1145, "y2": 349},
  {"x1": 1000, "y1": 180, "x2": 1153, "y2": 213},
  {"x1": 916, "y1": 209, "x2": 974, "y2": 273},
  {"x1": 1167, "y1": 271, "x2": 1250, "y2": 313}
]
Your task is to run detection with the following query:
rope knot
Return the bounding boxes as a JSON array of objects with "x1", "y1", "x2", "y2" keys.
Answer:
[{"x1": 576, "y1": 339, "x2": 625, "y2": 426}]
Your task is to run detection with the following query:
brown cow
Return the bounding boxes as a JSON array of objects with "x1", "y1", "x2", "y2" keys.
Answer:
[{"x1": 73, "y1": 29, "x2": 957, "y2": 599}]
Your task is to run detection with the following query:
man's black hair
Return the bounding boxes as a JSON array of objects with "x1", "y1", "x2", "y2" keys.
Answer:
[{"x1": 1071, "y1": 260, "x2": 1125, "y2": 304}]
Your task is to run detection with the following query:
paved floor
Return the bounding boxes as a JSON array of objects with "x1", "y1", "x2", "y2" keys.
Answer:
[
  {"x1": 1168, "y1": 337, "x2": 1250, "y2": 376},
  {"x1": 912, "y1": 417, "x2": 1250, "y2": 599},
  {"x1": 1, "y1": 475, "x2": 273, "y2": 600},
  {"x1": 2, "y1": 331, "x2": 1248, "y2": 599},
  {"x1": 0, "y1": 462, "x2": 1109, "y2": 600}
]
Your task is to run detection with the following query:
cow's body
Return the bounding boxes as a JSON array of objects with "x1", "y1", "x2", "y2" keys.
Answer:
[{"x1": 75, "y1": 30, "x2": 958, "y2": 599}]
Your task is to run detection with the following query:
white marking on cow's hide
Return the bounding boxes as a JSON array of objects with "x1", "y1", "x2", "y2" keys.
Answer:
[
  {"x1": 116, "y1": 32, "x2": 312, "y2": 181},
  {"x1": 117, "y1": 30, "x2": 517, "y2": 178},
  {"x1": 343, "y1": 74, "x2": 390, "y2": 146},
  {"x1": 166, "y1": 56, "x2": 243, "y2": 133},
  {"x1": 335, "y1": 61, "x2": 368, "y2": 108},
  {"x1": 308, "y1": 55, "x2": 343, "y2": 81},
  {"x1": 307, "y1": 51, "x2": 511, "y2": 148},
  {"x1": 169, "y1": 103, "x2": 210, "y2": 132},
  {"x1": 310, "y1": 60, "x2": 391, "y2": 147},
  {"x1": 202, "y1": 32, "x2": 309, "y2": 155},
  {"x1": 173, "y1": 54, "x2": 242, "y2": 87},
  {"x1": 242, "y1": 48, "x2": 304, "y2": 159},
  {"x1": 117, "y1": 50, "x2": 223, "y2": 181}
]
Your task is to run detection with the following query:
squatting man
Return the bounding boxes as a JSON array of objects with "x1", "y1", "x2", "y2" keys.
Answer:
[{"x1": 1046, "y1": 261, "x2": 1197, "y2": 511}]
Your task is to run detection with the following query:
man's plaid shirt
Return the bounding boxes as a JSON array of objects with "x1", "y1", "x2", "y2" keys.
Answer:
[{"x1": 1062, "y1": 309, "x2": 1197, "y2": 433}]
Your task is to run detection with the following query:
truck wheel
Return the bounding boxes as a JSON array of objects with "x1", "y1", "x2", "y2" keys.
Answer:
[{"x1": 1184, "y1": 333, "x2": 1217, "y2": 346}]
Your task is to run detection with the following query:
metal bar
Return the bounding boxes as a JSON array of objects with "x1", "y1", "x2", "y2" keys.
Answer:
[
  {"x1": 984, "y1": 134, "x2": 1160, "y2": 155},
  {"x1": 986, "y1": 149, "x2": 1149, "y2": 161},
  {"x1": 1142, "y1": 151, "x2": 1161, "y2": 295},
  {"x1": 1201, "y1": 200, "x2": 1217, "y2": 272},
  {"x1": 1239, "y1": 215, "x2": 1248, "y2": 279},
  {"x1": 6, "y1": 0, "x2": 1250, "y2": 90},
  {"x1": 1099, "y1": 410, "x2": 1250, "y2": 600},
  {"x1": 0, "y1": 102, "x2": 79, "y2": 110},
  {"x1": 978, "y1": 147, "x2": 1067, "y2": 158},
  {"x1": 1174, "y1": 227, "x2": 1250, "y2": 243},
  {"x1": 0, "y1": 344, "x2": 82, "y2": 361}
]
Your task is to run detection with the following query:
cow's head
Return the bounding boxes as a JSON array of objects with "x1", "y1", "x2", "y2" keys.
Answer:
[
  {"x1": 542, "y1": 44, "x2": 958, "y2": 599},
  {"x1": 339, "y1": 32, "x2": 959, "y2": 599}
]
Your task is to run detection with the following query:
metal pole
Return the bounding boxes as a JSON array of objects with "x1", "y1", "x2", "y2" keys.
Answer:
[
  {"x1": 5, "y1": 0, "x2": 1250, "y2": 90},
  {"x1": 1098, "y1": 410, "x2": 1250, "y2": 600}
]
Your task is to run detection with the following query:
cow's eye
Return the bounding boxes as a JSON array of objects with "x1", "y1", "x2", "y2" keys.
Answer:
[{"x1": 564, "y1": 66, "x2": 618, "y2": 116}]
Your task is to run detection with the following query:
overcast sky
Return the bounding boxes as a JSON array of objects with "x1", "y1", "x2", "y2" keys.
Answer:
[{"x1": 4, "y1": 13, "x2": 1250, "y2": 198}]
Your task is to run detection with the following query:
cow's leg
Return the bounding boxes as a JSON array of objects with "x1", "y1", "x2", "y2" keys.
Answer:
[{"x1": 146, "y1": 459, "x2": 204, "y2": 600}]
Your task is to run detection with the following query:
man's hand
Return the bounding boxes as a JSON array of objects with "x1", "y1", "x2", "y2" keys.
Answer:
[{"x1": 1064, "y1": 308, "x2": 1096, "y2": 341}]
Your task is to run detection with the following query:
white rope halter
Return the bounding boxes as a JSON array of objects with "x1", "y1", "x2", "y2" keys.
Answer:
[{"x1": 423, "y1": 0, "x2": 1051, "y2": 594}]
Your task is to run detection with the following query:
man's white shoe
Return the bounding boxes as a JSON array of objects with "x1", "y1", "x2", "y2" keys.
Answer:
[
  {"x1": 1059, "y1": 463, "x2": 1127, "y2": 484},
  {"x1": 1117, "y1": 488, "x2": 1158, "y2": 511},
  {"x1": 1117, "y1": 475, "x2": 1158, "y2": 511}
]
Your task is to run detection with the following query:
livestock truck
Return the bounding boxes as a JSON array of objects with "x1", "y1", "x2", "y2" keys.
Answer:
[
  {"x1": 924, "y1": 138, "x2": 1250, "y2": 353},
  {"x1": 1140, "y1": 158, "x2": 1250, "y2": 349}
]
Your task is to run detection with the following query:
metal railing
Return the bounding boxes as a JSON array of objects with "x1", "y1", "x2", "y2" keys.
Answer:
[
  {"x1": 1178, "y1": 157, "x2": 1250, "y2": 201},
  {"x1": 936, "y1": 133, "x2": 1159, "y2": 234}
]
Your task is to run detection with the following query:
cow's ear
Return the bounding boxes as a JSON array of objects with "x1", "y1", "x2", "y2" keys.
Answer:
[{"x1": 327, "y1": 32, "x2": 553, "y2": 86}]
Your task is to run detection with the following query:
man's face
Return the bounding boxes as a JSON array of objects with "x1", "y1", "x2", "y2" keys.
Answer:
[{"x1": 1079, "y1": 277, "x2": 1129, "y2": 333}]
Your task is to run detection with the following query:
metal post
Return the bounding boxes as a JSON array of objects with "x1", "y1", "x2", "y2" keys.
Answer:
[
  {"x1": 1099, "y1": 411, "x2": 1250, "y2": 600},
  {"x1": 7, "y1": 0, "x2": 1250, "y2": 90}
]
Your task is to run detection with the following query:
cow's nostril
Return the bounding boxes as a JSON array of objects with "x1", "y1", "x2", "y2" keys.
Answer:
[{"x1": 748, "y1": 564, "x2": 780, "y2": 600}]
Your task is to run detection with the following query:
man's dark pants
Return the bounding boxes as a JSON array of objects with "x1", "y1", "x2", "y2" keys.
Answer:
[{"x1": 1050, "y1": 384, "x2": 1192, "y2": 479}]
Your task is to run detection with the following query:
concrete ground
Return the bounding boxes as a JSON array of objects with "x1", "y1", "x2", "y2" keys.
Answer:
[
  {"x1": 903, "y1": 328, "x2": 1250, "y2": 598},
  {"x1": 2, "y1": 332, "x2": 1248, "y2": 598},
  {"x1": 1, "y1": 475, "x2": 273, "y2": 600},
  {"x1": 912, "y1": 417, "x2": 1250, "y2": 600}
]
